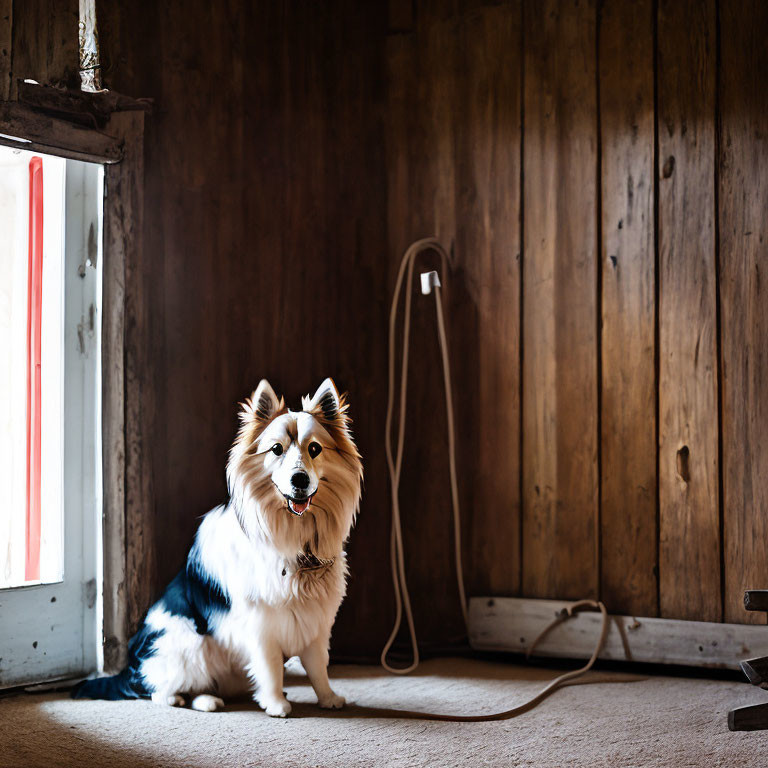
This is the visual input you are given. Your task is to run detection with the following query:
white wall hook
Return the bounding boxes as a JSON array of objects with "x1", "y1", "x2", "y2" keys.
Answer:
[{"x1": 420, "y1": 270, "x2": 441, "y2": 295}]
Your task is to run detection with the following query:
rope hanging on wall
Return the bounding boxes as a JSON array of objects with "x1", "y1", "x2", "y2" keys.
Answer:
[{"x1": 381, "y1": 238, "x2": 619, "y2": 721}]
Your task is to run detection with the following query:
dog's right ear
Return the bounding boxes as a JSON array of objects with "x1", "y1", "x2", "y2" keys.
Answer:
[{"x1": 241, "y1": 379, "x2": 281, "y2": 428}]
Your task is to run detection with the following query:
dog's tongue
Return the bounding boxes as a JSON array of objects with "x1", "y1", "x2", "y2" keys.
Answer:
[{"x1": 291, "y1": 498, "x2": 311, "y2": 515}]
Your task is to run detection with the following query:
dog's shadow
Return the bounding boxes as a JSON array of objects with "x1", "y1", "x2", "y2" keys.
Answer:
[{"x1": 221, "y1": 663, "x2": 645, "y2": 721}]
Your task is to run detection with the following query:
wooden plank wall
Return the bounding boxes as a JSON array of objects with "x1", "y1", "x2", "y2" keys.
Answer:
[
  {"x1": 522, "y1": 0, "x2": 598, "y2": 602},
  {"x1": 97, "y1": 0, "x2": 393, "y2": 657},
  {"x1": 598, "y1": 0, "x2": 656, "y2": 617},
  {"x1": 657, "y1": 0, "x2": 720, "y2": 622},
  {"x1": 83, "y1": 0, "x2": 768, "y2": 659},
  {"x1": 385, "y1": 0, "x2": 522, "y2": 648},
  {"x1": 719, "y1": 0, "x2": 768, "y2": 625},
  {"x1": 384, "y1": 0, "x2": 768, "y2": 642}
]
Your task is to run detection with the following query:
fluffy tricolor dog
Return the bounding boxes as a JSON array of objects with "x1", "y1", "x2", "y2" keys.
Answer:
[{"x1": 74, "y1": 378, "x2": 363, "y2": 716}]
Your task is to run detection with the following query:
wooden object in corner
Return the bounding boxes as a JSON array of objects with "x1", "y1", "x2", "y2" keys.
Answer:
[{"x1": 728, "y1": 590, "x2": 768, "y2": 731}]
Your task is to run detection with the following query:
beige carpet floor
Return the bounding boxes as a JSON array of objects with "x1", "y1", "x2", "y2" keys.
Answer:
[{"x1": 1, "y1": 657, "x2": 767, "y2": 767}]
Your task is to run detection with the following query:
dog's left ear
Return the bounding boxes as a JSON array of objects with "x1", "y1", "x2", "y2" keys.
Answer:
[
  {"x1": 241, "y1": 379, "x2": 282, "y2": 429},
  {"x1": 305, "y1": 378, "x2": 344, "y2": 422}
]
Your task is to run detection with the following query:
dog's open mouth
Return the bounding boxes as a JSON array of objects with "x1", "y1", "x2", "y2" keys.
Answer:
[{"x1": 285, "y1": 494, "x2": 314, "y2": 517}]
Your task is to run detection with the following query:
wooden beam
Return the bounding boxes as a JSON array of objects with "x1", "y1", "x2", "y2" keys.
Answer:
[
  {"x1": 469, "y1": 596, "x2": 768, "y2": 669},
  {"x1": 0, "y1": 101, "x2": 123, "y2": 163},
  {"x1": 17, "y1": 81, "x2": 152, "y2": 128}
]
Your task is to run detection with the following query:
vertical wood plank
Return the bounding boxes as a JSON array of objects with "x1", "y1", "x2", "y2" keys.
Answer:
[
  {"x1": 657, "y1": 0, "x2": 720, "y2": 621},
  {"x1": 453, "y1": 3, "x2": 522, "y2": 597},
  {"x1": 522, "y1": 0, "x2": 599, "y2": 600},
  {"x1": 598, "y1": 0, "x2": 657, "y2": 616},
  {"x1": 0, "y1": 0, "x2": 10, "y2": 101},
  {"x1": 102, "y1": 111, "x2": 146, "y2": 670},
  {"x1": 385, "y1": 8, "x2": 466, "y2": 647},
  {"x1": 9, "y1": 0, "x2": 79, "y2": 95},
  {"x1": 720, "y1": 0, "x2": 768, "y2": 625}
]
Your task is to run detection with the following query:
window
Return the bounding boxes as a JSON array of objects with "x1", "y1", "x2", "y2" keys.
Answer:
[{"x1": 0, "y1": 145, "x2": 102, "y2": 687}]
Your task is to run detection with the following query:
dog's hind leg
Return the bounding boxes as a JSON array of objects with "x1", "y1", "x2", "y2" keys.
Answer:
[
  {"x1": 300, "y1": 638, "x2": 345, "y2": 709},
  {"x1": 191, "y1": 694, "x2": 225, "y2": 712}
]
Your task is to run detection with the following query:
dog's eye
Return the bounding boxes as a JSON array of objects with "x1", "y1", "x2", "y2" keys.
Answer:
[
  {"x1": 308, "y1": 442, "x2": 322, "y2": 459},
  {"x1": 270, "y1": 444, "x2": 283, "y2": 456}
]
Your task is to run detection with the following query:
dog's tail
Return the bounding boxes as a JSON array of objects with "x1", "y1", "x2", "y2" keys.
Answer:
[
  {"x1": 71, "y1": 667, "x2": 145, "y2": 700},
  {"x1": 72, "y1": 621, "x2": 160, "y2": 700}
]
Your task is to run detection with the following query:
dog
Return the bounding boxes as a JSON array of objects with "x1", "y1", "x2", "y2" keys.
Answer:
[{"x1": 73, "y1": 378, "x2": 363, "y2": 716}]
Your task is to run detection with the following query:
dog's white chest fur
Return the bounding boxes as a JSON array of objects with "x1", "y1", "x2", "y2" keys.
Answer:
[{"x1": 200, "y1": 505, "x2": 347, "y2": 659}]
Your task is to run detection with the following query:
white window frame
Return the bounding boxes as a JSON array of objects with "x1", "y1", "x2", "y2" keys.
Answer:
[{"x1": 0, "y1": 157, "x2": 103, "y2": 688}]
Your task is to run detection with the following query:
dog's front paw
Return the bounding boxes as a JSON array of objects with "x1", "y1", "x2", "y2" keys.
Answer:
[
  {"x1": 318, "y1": 693, "x2": 345, "y2": 710},
  {"x1": 261, "y1": 698, "x2": 292, "y2": 717},
  {"x1": 151, "y1": 692, "x2": 185, "y2": 707}
]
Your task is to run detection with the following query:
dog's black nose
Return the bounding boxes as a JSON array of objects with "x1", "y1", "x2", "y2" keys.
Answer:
[{"x1": 291, "y1": 471, "x2": 310, "y2": 490}]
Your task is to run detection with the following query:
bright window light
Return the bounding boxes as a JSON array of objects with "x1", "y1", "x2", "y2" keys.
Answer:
[{"x1": 0, "y1": 145, "x2": 66, "y2": 588}]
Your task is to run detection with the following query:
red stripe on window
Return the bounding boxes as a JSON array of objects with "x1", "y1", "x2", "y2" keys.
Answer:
[{"x1": 25, "y1": 157, "x2": 43, "y2": 582}]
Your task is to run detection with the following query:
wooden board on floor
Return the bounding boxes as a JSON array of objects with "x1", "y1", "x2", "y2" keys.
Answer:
[
  {"x1": 598, "y1": 0, "x2": 657, "y2": 617},
  {"x1": 469, "y1": 596, "x2": 768, "y2": 669},
  {"x1": 522, "y1": 0, "x2": 599, "y2": 600},
  {"x1": 657, "y1": 0, "x2": 720, "y2": 622},
  {"x1": 719, "y1": 0, "x2": 768, "y2": 625}
]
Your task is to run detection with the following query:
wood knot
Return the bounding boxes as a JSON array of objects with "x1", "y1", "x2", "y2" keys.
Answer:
[{"x1": 676, "y1": 445, "x2": 690, "y2": 484}]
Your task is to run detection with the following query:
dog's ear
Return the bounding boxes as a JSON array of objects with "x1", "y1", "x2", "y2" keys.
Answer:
[
  {"x1": 242, "y1": 379, "x2": 281, "y2": 427},
  {"x1": 304, "y1": 378, "x2": 359, "y2": 458},
  {"x1": 304, "y1": 378, "x2": 344, "y2": 422}
]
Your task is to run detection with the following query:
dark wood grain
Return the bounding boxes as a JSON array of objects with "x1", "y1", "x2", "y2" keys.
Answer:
[
  {"x1": 522, "y1": 0, "x2": 599, "y2": 600},
  {"x1": 719, "y1": 0, "x2": 768, "y2": 626},
  {"x1": 100, "y1": 0, "x2": 392, "y2": 656},
  {"x1": 598, "y1": 0, "x2": 657, "y2": 616},
  {"x1": 9, "y1": 0, "x2": 79, "y2": 96},
  {"x1": 0, "y1": 0, "x2": 10, "y2": 101},
  {"x1": 657, "y1": 0, "x2": 720, "y2": 621}
]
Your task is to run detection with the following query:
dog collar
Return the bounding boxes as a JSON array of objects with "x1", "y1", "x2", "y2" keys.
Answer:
[{"x1": 296, "y1": 544, "x2": 335, "y2": 573}]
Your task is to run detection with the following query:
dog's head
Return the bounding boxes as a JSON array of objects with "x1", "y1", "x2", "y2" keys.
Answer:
[{"x1": 227, "y1": 378, "x2": 363, "y2": 558}]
